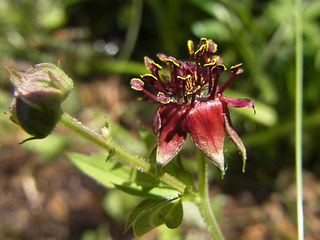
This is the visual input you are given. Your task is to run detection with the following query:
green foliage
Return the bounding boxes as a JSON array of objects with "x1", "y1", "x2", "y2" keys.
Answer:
[
  {"x1": 124, "y1": 197, "x2": 183, "y2": 237},
  {"x1": 68, "y1": 151, "x2": 184, "y2": 235},
  {"x1": 68, "y1": 152, "x2": 132, "y2": 188},
  {"x1": 69, "y1": 151, "x2": 172, "y2": 194},
  {"x1": 68, "y1": 152, "x2": 185, "y2": 222},
  {"x1": 0, "y1": 0, "x2": 69, "y2": 62}
]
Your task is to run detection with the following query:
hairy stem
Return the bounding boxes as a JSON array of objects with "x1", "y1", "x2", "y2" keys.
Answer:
[
  {"x1": 59, "y1": 112, "x2": 186, "y2": 193},
  {"x1": 196, "y1": 151, "x2": 224, "y2": 240}
]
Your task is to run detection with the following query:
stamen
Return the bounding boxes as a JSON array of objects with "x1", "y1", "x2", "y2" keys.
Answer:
[
  {"x1": 195, "y1": 59, "x2": 201, "y2": 85},
  {"x1": 157, "y1": 92, "x2": 171, "y2": 104},
  {"x1": 208, "y1": 74, "x2": 213, "y2": 96},
  {"x1": 142, "y1": 88, "x2": 161, "y2": 102},
  {"x1": 169, "y1": 65, "x2": 181, "y2": 100},
  {"x1": 208, "y1": 64, "x2": 226, "y2": 98},
  {"x1": 187, "y1": 40, "x2": 194, "y2": 61},
  {"x1": 217, "y1": 71, "x2": 236, "y2": 94},
  {"x1": 130, "y1": 78, "x2": 144, "y2": 91},
  {"x1": 203, "y1": 52, "x2": 208, "y2": 63}
]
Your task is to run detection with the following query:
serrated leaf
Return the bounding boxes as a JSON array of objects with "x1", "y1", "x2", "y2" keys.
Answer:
[
  {"x1": 160, "y1": 198, "x2": 183, "y2": 229},
  {"x1": 127, "y1": 197, "x2": 183, "y2": 237},
  {"x1": 124, "y1": 198, "x2": 166, "y2": 233},
  {"x1": 133, "y1": 200, "x2": 168, "y2": 236},
  {"x1": 68, "y1": 152, "x2": 133, "y2": 188},
  {"x1": 133, "y1": 211, "x2": 163, "y2": 236}
]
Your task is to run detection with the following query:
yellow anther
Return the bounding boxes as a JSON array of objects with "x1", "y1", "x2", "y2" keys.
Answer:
[
  {"x1": 187, "y1": 40, "x2": 194, "y2": 55},
  {"x1": 165, "y1": 58, "x2": 179, "y2": 67},
  {"x1": 230, "y1": 63, "x2": 243, "y2": 70}
]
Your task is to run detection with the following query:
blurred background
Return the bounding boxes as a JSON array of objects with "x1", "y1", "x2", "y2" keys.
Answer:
[{"x1": 0, "y1": 0, "x2": 319, "y2": 239}]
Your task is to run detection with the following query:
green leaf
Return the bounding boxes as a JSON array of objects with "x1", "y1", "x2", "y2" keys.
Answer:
[
  {"x1": 160, "y1": 198, "x2": 183, "y2": 229},
  {"x1": 68, "y1": 152, "x2": 180, "y2": 199},
  {"x1": 124, "y1": 198, "x2": 164, "y2": 233},
  {"x1": 134, "y1": 170, "x2": 158, "y2": 187},
  {"x1": 125, "y1": 198, "x2": 183, "y2": 237},
  {"x1": 68, "y1": 152, "x2": 134, "y2": 188},
  {"x1": 114, "y1": 183, "x2": 180, "y2": 199},
  {"x1": 133, "y1": 199, "x2": 168, "y2": 236}
]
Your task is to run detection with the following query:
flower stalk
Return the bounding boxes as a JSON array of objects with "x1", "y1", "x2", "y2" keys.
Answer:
[
  {"x1": 59, "y1": 112, "x2": 186, "y2": 193},
  {"x1": 196, "y1": 150, "x2": 224, "y2": 240}
]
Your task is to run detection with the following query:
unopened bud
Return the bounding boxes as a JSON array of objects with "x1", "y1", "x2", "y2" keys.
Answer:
[{"x1": 6, "y1": 63, "x2": 73, "y2": 141}]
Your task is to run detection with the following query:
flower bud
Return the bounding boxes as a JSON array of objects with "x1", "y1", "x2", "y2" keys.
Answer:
[{"x1": 6, "y1": 63, "x2": 73, "y2": 141}]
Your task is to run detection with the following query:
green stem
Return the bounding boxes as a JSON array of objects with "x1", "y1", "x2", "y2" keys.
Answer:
[
  {"x1": 196, "y1": 151, "x2": 224, "y2": 240},
  {"x1": 59, "y1": 112, "x2": 186, "y2": 193},
  {"x1": 295, "y1": 0, "x2": 304, "y2": 238}
]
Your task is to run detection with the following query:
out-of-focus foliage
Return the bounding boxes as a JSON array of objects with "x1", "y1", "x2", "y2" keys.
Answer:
[
  {"x1": 188, "y1": 0, "x2": 320, "y2": 176},
  {"x1": 1, "y1": 0, "x2": 320, "y2": 239},
  {"x1": 0, "y1": 0, "x2": 67, "y2": 62}
]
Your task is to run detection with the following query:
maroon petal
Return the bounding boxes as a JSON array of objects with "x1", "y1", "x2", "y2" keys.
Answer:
[
  {"x1": 222, "y1": 103, "x2": 247, "y2": 172},
  {"x1": 155, "y1": 104, "x2": 187, "y2": 167},
  {"x1": 224, "y1": 114, "x2": 247, "y2": 172},
  {"x1": 185, "y1": 100, "x2": 225, "y2": 172},
  {"x1": 220, "y1": 96, "x2": 255, "y2": 112}
]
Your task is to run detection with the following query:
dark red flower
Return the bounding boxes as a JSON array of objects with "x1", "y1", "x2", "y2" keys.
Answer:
[{"x1": 131, "y1": 38, "x2": 254, "y2": 174}]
